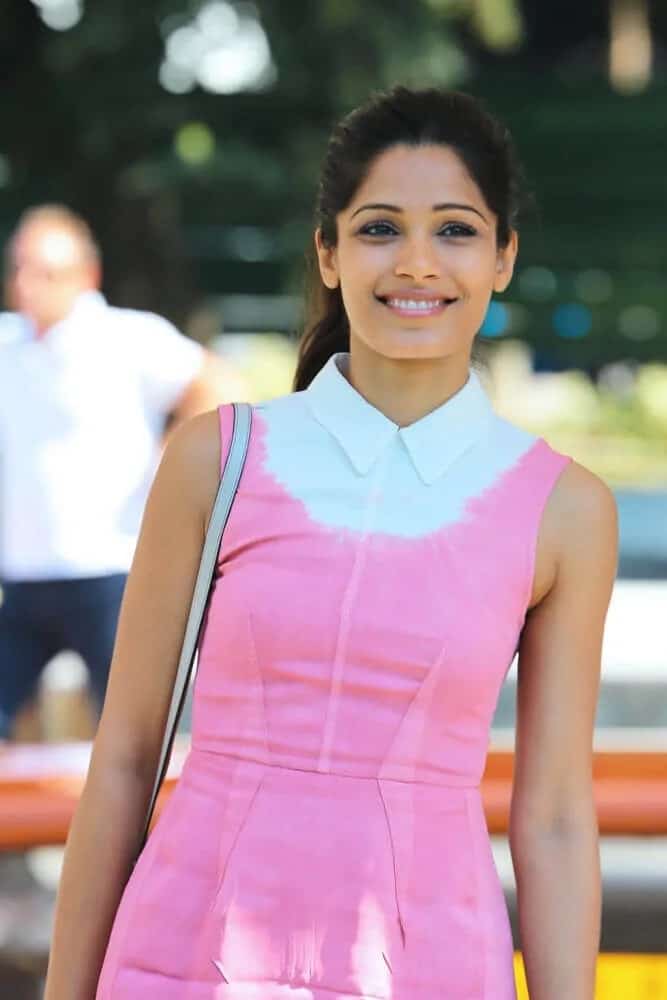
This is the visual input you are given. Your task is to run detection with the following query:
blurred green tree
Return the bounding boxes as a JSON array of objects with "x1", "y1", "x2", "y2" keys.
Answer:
[{"x1": 0, "y1": 0, "x2": 665, "y2": 369}]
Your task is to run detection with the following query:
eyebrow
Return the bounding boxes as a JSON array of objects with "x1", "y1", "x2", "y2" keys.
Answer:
[{"x1": 350, "y1": 201, "x2": 488, "y2": 223}]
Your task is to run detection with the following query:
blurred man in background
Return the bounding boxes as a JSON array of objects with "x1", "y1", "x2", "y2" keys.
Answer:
[{"x1": 0, "y1": 204, "x2": 246, "y2": 739}]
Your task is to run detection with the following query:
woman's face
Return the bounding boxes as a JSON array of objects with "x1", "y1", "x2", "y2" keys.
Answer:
[{"x1": 316, "y1": 143, "x2": 518, "y2": 363}]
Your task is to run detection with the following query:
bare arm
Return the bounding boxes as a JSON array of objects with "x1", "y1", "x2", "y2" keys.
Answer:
[
  {"x1": 43, "y1": 409, "x2": 222, "y2": 1000},
  {"x1": 510, "y1": 462, "x2": 618, "y2": 1000}
]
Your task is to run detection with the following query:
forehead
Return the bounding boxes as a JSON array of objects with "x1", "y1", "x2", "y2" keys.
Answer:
[
  {"x1": 12, "y1": 223, "x2": 82, "y2": 269},
  {"x1": 348, "y1": 143, "x2": 489, "y2": 214}
]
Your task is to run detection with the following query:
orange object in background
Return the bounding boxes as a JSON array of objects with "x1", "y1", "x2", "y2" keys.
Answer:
[
  {"x1": 1, "y1": 741, "x2": 666, "y2": 850},
  {"x1": 482, "y1": 745, "x2": 667, "y2": 835}
]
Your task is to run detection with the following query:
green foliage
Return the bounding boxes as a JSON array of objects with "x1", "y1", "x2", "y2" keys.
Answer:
[{"x1": 0, "y1": 0, "x2": 665, "y2": 369}]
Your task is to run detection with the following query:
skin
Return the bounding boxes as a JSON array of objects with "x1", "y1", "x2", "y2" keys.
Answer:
[
  {"x1": 315, "y1": 143, "x2": 617, "y2": 999},
  {"x1": 44, "y1": 147, "x2": 616, "y2": 1000},
  {"x1": 44, "y1": 412, "x2": 223, "y2": 999},
  {"x1": 9, "y1": 220, "x2": 101, "y2": 335},
  {"x1": 315, "y1": 143, "x2": 517, "y2": 428}
]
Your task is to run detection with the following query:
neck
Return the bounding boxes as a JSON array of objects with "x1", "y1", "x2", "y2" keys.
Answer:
[
  {"x1": 27, "y1": 289, "x2": 93, "y2": 339},
  {"x1": 342, "y1": 346, "x2": 471, "y2": 428}
]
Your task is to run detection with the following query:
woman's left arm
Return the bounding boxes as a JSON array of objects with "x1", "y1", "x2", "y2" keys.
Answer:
[{"x1": 509, "y1": 461, "x2": 619, "y2": 1000}]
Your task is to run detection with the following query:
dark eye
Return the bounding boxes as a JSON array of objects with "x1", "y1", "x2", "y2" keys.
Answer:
[
  {"x1": 358, "y1": 220, "x2": 398, "y2": 237},
  {"x1": 440, "y1": 222, "x2": 476, "y2": 237}
]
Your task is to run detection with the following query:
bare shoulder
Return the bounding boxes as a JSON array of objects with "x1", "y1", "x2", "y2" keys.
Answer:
[
  {"x1": 530, "y1": 459, "x2": 618, "y2": 608},
  {"x1": 167, "y1": 407, "x2": 221, "y2": 468},
  {"x1": 160, "y1": 408, "x2": 222, "y2": 531},
  {"x1": 549, "y1": 459, "x2": 618, "y2": 543},
  {"x1": 544, "y1": 459, "x2": 618, "y2": 593}
]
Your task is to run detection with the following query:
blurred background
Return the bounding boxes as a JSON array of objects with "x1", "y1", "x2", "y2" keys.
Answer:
[{"x1": 0, "y1": 0, "x2": 666, "y2": 996}]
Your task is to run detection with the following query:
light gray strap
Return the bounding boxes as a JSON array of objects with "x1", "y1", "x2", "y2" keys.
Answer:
[{"x1": 137, "y1": 402, "x2": 252, "y2": 855}]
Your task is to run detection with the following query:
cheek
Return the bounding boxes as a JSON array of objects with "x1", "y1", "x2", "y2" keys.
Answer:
[
  {"x1": 17, "y1": 283, "x2": 40, "y2": 306},
  {"x1": 446, "y1": 245, "x2": 497, "y2": 291},
  {"x1": 338, "y1": 249, "x2": 384, "y2": 307},
  {"x1": 338, "y1": 281, "x2": 377, "y2": 336}
]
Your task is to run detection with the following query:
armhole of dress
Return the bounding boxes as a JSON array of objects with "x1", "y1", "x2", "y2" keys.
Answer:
[{"x1": 519, "y1": 439, "x2": 573, "y2": 622}]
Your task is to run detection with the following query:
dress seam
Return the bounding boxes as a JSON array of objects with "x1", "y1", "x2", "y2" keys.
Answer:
[
  {"x1": 464, "y1": 787, "x2": 490, "y2": 1000},
  {"x1": 189, "y1": 745, "x2": 479, "y2": 789},
  {"x1": 317, "y1": 453, "x2": 388, "y2": 771},
  {"x1": 376, "y1": 778, "x2": 407, "y2": 948},
  {"x1": 209, "y1": 772, "x2": 267, "y2": 913},
  {"x1": 246, "y1": 604, "x2": 272, "y2": 763},
  {"x1": 317, "y1": 521, "x2": 373, "y2": 770}
]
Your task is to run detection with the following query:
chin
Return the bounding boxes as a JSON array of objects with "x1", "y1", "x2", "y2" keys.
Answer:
[{"x1": 365, "y1": 331, "x2": 461, "y2": 362}]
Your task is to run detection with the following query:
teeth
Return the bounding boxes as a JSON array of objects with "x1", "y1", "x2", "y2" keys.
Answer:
[{"x1": 386, "y1": 298, "x2": 444, "y2": 310}]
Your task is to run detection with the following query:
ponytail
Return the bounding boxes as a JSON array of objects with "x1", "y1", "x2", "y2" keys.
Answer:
[{"x1": 293, "y1": 253, "x2": 349, "y2": 391}]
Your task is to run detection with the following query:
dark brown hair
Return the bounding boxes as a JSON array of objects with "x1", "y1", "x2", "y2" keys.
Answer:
[{"x1": 293, "y1": 85, "x2": 525, "y2": 391}]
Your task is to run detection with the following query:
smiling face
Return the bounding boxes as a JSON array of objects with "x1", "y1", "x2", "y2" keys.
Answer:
[{"x1": 315, "y1": 143, "x2": 518, "y2": 366}]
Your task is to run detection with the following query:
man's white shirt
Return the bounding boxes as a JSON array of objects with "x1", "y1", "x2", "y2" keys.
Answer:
[{"x1": 0, "y1": 291, "x2": 205, "y2": 581}]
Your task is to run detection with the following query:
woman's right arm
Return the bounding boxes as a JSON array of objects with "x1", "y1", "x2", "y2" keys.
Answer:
[{"x1": 43, "y1": 409, "x2": 222, "y2": 1000}]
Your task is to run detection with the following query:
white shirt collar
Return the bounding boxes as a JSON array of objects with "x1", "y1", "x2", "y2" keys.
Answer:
[
  {"x1": 47, "y1": 290, "x2": 107, "y2": 340},
  {"x1": 305, "y1": 352, "x2": 495, "y2": 485},
  {"x1": 67, "y1": 289, "x2": 107, "y2": 317}
]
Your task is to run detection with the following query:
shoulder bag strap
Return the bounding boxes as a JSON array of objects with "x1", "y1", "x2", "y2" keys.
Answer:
[{"x1": 136, "y1": 402, "x2": 253, "y2": 858}]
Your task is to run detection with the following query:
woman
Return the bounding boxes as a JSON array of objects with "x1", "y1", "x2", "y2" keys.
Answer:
[{"x1": 45, "y1": 86, "x2": 617, "y2": 999}]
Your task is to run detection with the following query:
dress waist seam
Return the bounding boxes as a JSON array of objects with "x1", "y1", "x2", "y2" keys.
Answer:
[{"x1": 188, "y1": 745, "x2": 480, "y2": 789}]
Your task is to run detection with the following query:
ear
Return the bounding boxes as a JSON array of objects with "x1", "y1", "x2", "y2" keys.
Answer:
[
  {"x1": 314, "y1": 228, "x2": 340, "y2": 290},
  {"x1": 86, "y1": 260, "x2": 102, "y2": 290},
  {"x1": 493, "y1": 229, "x2": 518, "y2": 294}
]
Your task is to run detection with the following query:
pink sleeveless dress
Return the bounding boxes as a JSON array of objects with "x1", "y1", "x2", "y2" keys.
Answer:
[{"x1": 96, "y1": 353, "x2": 571, "y2": 999}]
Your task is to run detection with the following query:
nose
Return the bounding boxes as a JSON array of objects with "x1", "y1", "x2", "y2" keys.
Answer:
[{"x1": 393, "y1": 234, "x2": 441, "y2": 282}]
